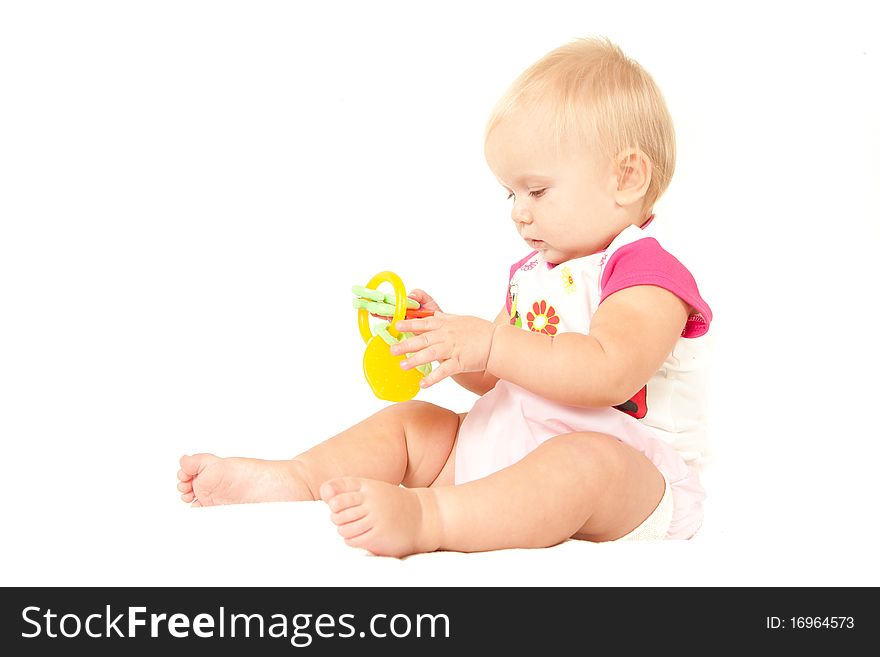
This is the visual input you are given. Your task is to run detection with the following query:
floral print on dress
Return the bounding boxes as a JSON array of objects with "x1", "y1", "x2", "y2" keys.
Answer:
[
  {"x1": 560, "y1": 266, "x2": 576, "y2": 294},
  {"x1": 526, "y1": 300, "x2": 559, "y2": 336}
]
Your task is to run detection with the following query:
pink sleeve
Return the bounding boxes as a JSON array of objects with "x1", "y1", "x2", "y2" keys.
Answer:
[
  {"x1": 600, "y1": 238, "x2": 712, "y2": 338},
  {"x1": 506, "y1": 250, "x2": 538, "y2": 314}
]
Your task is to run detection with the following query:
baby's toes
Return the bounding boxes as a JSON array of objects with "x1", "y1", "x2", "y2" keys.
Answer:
[
  {"x1": 326, "y1": 491, "x2": 363, "y2": 514},
  {"x1": 319, "y1": 476, "x2": 363, "y2": 502},
  {"x1": 336, "y1": 516, "x2": 373, "y2": 540},
  {"x1": 331, "y1": 504, "x2": 368, "y2": 526},
  {"x1": 179, "y1": 453, "x2": 216, "y2": 478}
]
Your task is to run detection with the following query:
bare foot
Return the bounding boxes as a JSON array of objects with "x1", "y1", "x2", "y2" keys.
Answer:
[
  {"x1": 319, "y1": 477, "x2": 444, "y2": 558},
  {"x1": 177, "y1": 453, "x2": 314, "y2": 507}
]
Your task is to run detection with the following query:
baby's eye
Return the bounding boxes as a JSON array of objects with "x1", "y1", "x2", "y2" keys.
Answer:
[
  {"x1": 529, "y1": 188, "x2": 547, "y2": 198},
  {"x1": 506, "y1": 191, "x2": 515, "y2": 201}
]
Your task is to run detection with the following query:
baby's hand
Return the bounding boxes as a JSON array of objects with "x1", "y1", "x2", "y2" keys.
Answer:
[
  {"x1": 391, "y1": 313, "x2": 496, "y2": 388},
  {"x1": 406, "y1": 289, "x2": 443, "y2": 314}
]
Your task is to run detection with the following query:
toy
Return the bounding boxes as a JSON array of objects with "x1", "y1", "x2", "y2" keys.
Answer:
[
  {"x1": 354, "y1": 271, "x2": 435, "y2": 402},
  {"x1": 351, "y1": 286, "x2": 435, "y2": 319}
]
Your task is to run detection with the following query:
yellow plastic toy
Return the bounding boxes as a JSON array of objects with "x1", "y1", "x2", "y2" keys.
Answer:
[{"x1": 356, "y1": 271, "x2": 425, "y2": 402}]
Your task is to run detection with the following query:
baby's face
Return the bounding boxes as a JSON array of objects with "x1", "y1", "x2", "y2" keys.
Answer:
[{"x1": 485, "y1": 106, "x2": 630, "y2": 263}]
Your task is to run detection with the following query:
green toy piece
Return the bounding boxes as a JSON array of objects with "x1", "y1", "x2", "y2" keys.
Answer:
[
  {"x1": 351, "y1": 285, "x2": 419, "y2": 308},
  {"x1": 351, "y1": 285, "x2": 386, "y2": 302},
  {"x1": 351, "y1": 298, "x2": 399, "y2": 316}
]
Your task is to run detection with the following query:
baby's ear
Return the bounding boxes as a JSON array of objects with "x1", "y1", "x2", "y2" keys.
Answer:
[{"x1": 612, "y1": 148, "x2": 652, "y2": 207}]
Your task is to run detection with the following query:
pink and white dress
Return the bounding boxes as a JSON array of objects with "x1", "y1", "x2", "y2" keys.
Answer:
[{"x1": 454, "y1": 222, "x2": 713, "y2": 539}]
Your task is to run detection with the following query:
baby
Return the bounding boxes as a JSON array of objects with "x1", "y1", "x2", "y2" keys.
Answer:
[{"x1": 177, "y1": 37, "x2": 712, "y2": 557}]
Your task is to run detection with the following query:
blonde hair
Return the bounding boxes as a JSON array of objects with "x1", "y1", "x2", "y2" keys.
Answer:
[{"x1": 485, "y1": 37, "x2": 675, "y2": 214}]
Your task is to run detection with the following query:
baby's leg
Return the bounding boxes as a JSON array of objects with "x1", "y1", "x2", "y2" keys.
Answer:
[
  {"x1": 321, "y1": 431, "x2": 664, "y2": 556},
  {"x1": 177, "y1": 401, "x2": 461, "y2": 507}
]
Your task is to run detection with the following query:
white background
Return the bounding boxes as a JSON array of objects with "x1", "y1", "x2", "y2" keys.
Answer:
[{"x1": 1, "y1": 0, "x2": 878, "y2": 586}]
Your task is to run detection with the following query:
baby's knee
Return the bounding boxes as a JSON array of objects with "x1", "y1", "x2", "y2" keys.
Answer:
[
  {"x1": 544, "y1": 432, "x2": 628, "y2": 477},
  {"x1": 392, "y1": 399, "x2": 439, "y2": 415},
  {"x1": 386, "y1": 399, "x2": 455, "y2": 424}
]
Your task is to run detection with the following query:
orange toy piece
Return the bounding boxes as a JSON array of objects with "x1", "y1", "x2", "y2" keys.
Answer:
[{"x1": 371, "y1": 307, "x2": 435, "y2": 320}]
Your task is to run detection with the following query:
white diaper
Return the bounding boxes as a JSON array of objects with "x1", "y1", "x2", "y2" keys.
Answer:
[{"x1": 615, "y1": 476, "x2": 673, "y2": 541}]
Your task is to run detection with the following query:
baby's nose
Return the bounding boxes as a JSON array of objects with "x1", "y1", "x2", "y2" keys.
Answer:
[{"x1": 511, "y1": 203, "x2": 533, "y2": 226}]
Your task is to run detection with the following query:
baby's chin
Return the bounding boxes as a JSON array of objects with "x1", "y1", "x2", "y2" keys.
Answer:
[{"x1": 536, "y1": 244, "x2": 575, "y2": 265}]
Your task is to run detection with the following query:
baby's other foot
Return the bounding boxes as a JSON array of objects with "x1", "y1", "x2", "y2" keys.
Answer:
[
  {"x1": 177, "y1": 453, "x2": 313, "y2": 507},
  {"x1": 320, "y1": 477, "x2": 443, "y2": 558}
]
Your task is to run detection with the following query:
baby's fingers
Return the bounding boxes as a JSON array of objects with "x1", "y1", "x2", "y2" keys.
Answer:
[
  {"x1": 418, "y1": 359, "x2": 457, "y2": 389},
  {"x1": 396, "y1": 313, "x2": 444, "y2": 334},
  {"x1": 407, "y1": 289, "x2": 443, "y2": 313},
  {"x1": 400, "y1": 346, "x2": 439, "y2": 371},
  {"x1": 390, "y1": 333, "x2": 430, "y2": 356}
]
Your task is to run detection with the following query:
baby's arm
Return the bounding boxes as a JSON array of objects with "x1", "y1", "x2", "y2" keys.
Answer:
[
  {"x1": 486, "y1": 285, "x2": 689, "y2": 407},
  {"x1": 449, "y1": 307, "x2": 507, "y2": 396}
]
